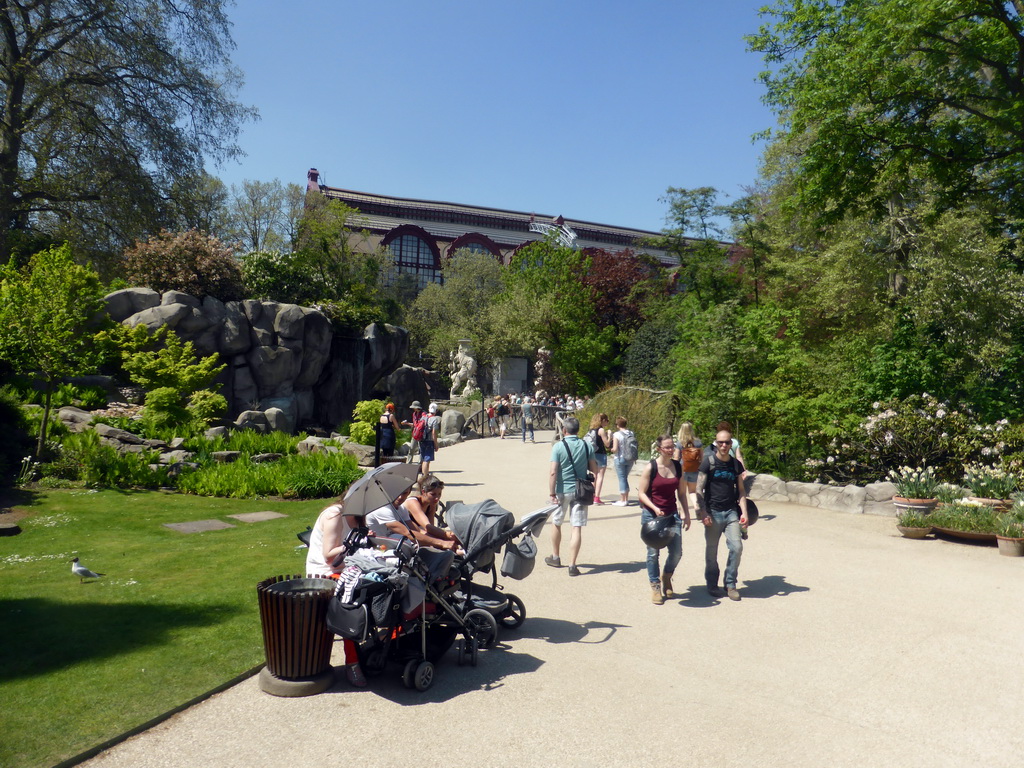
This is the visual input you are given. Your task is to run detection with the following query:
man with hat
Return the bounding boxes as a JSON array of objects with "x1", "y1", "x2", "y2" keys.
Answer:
[{"x1": 402, "y1": 401, "x2": 425, "y2": 464}]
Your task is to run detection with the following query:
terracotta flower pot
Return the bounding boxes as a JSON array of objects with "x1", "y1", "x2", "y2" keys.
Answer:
[
  {"x1": 968, "y1": 497, "x2": 1012, "y2": 512},
  {"x1": 892, "y1": 497, "x2": 938, "y2": 513}
]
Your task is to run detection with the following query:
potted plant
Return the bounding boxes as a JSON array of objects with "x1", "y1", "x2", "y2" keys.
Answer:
[
  {"x1": 996, "y1": 518, "x2": 1024, "y2": 557},
  {"x1": 963, "y1": 463, "x2": 1019, "y2": 510},
  {"x1": 996, "y1": 502, "x2": 1024, "y2": 557},
  {"x1": 928, "y1": 500, "x2": 1002, "y2": 542},
  {"x1": 888, "y1": 466, "x2": 940, "y2": 513},
  {"x1": 934, "y1": 482, "x2": 966, "y2": 507},
  {"x1": 895, "y1": 509, "x2": 932, "y2": 539}
]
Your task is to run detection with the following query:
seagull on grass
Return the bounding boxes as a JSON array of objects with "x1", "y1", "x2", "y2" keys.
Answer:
[{"x1": 71, "y1": 557, "x2": 104, "y2": 583}]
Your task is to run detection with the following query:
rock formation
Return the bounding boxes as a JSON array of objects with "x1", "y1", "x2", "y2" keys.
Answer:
[{"x1": 104, "y1": 288, "x2": 408, "y2": 431}]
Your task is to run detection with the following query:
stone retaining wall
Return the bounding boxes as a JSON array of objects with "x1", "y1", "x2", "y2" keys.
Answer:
[{"x1": 747, "y1": 473, "x2": 897, "y2": 516}]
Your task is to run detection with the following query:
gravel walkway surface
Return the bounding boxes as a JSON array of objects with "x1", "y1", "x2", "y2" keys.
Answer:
[{"x1": 80, "y1": 430, "x2": 1024, "y2": 768}]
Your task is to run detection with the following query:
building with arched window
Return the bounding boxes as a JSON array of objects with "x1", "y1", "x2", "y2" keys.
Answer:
[{"x1": 306, "y1": 168, "x2": 681, "y2": 286}]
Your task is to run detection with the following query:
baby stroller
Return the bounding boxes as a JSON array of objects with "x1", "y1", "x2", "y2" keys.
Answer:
[
  {"x1": 445, "y1": 500, "x2": 555, "y2": 635},
  {"x1": 326, "y1": 529, "x2": 503, "y2": 691}
]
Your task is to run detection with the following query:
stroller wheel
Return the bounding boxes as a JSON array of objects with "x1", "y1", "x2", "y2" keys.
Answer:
[
  {"x1": 464, "y1": 607, "x2": 499, "y2": 649},
  {"x1": 456, "y1": 639, "x2": 465, "y2": 666},
  {"x1": 402, "y1": 659, "x2": 418, "y2": 689},
  {"x1": 470, "y1": 637, "x2": 479, "y2": 667},
  {"x1": 414, "y1": 660, "x2": 435, "y2": 691},
  {"x1": 501, "y1": 594, "x2": 526, "y2": 629}
]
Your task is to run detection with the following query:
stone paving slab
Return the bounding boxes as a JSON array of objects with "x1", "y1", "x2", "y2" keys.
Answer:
[
  {"x1": 226, "y1": 511, "x2": 289, "y2": 523},
  {"x1": 162, "y1": 519, "x2": 236, "y2": 533}
]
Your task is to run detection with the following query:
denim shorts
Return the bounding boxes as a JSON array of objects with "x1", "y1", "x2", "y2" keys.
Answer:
[
  {"x1": 593, "y1": 453, "x2": 607, "y2": 468},
  {"x1": 419, "y1": 440, "x2": 435, "y2": 462}
]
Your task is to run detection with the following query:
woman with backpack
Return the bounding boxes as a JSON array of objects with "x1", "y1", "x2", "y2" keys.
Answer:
[
  {"x1": 674, "y1": 421, "x2": 703, "y2": 503},
  {"x1": 611, "y1": 416, "x2": 639, "y2": 506},
  {"x1": 586, "y1": 413, "x2": 612, "y2": 504},
  {"x1": 638, "y1": 434, "x2": 691, "y2": 604}
]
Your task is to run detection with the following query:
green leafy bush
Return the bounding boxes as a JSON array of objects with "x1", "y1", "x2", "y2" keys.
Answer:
[
  {"x1": 176, "y1": 451, "x2": 361, "y2": 499},
  {"x1": 0, "y1": 386, "x2": 33, "y2": 486},
  {"x1": 803, "y1": 394, "x2": 1008, "y2": 484},
  {"x1": 50, "y1": 383, "x2": 108, "y2": 410},
  {"x1": 48, "y1": 430, "x2": 167, "y2": 488},
  {"x1": 929, "y1": 501, "x2": 1002, "y2": 534},
  {"x1": 352, "y1": 399, "x2": 386, "y2": 426},
  {"x1": 348, "y1": 399, "x2": 385, "y2": 446}
]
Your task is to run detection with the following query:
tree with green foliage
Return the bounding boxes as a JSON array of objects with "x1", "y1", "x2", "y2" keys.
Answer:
[
  {"x1": 405, "y1": 249, "x2": 507, "y2": 367},
  {"x1": 500, "y1": 239, "x2": 615, "y2": 395},
  {"x1": 0, "y1": 0, "x2": 256, "y2": 255},
  {"x1": 0, "y1": 245, "x2": 108, "y2": 454},
  {"x1": 648, "y1": 187, "x2": 743, "y2": 308},
  {"x1": 241, "y1": 194, "x2": 399, "y2": 330},
  {"x1": 748, "y1": 0, "x2": 1024, "y2": 225},
  {"x1": 120, "y1": 327, "x2": 226, "y2": 433}
]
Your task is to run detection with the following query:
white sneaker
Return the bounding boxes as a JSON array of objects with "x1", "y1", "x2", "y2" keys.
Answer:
[{"x1": 612, "y1": 500, "x2": 628, "y2": 507}]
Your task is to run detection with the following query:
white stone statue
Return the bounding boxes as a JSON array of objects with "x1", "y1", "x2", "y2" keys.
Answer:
[{"x1": 449, "y1": 340, "x2": 479, "y2": 399}]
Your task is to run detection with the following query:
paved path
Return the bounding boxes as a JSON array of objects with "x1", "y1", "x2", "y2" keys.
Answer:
[{"x1": 82, "y1": 430, "x2": 1024, "y2": 768}]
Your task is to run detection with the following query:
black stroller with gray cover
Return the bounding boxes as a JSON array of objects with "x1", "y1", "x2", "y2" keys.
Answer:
[
  {"x1": 445, "y1": 499, "x2": 555, "y2": 633},
  {"x1": 325, "y1": 529, "x2": 502, "y2": 691}
]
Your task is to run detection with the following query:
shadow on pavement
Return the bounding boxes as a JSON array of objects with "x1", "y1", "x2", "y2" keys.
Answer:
[
  {"x1": 579, "y1": 560, "x2": 646, "y2": 576},
  {"x1": 513, "y1": 616, "x2": 629, "y2": 645},
  {"x1": 673, "y1": 586, "x2": 725, "y2": 608},
  {"x1": 738, "y1": 574, "x2": 810, "y2": 599},
  {"x1": 331, "y1": 645, "x2": 545, "y2": 704}
]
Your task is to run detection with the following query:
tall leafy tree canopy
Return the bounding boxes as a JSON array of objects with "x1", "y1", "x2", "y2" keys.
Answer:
[
  {"x1": 0, "y1": 0, "x2": 255, "y2": 252},
  {"x1": 748, "y1": 0, "x2": 1024, "y2": 223},
  {"x1": 0, "y1": 244, "x2": 108, "y2": 453}
]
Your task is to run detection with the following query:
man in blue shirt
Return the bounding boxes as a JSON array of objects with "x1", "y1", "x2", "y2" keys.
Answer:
[{"x1": 546, "y1": 416, "x2": 597, "y2": 576}]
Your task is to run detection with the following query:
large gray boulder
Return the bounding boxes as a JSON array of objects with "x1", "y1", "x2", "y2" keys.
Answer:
[
  {"x1": 104, "y1": 288, "x2": 160, "y2": 322},
  {"x1": 382, "y1": 365, "x2": 432, "y2": 420},
  {"x1": 439, "y1": 409, "x2": 465, "y2": 436},
  {"x1": 125, "y1": 302, "x2": 192, "y2": 331}
]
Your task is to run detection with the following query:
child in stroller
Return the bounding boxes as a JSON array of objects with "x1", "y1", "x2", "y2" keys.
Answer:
[{"x1": 327, "y1": 528, "x2": 500, "y2": 691}]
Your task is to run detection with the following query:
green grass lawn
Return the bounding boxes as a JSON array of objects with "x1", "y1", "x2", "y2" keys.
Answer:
[{"x1": 0, "y1": 488, "x2": 328, "y2": 768}]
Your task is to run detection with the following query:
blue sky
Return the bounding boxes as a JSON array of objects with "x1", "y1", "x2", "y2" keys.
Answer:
[{"x1": 216, "y1": 1, "x2": 777, "y2": 234}]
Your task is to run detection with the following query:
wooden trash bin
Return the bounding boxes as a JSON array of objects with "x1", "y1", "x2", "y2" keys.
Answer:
[{"x1": 256, "y1": 575, "x2": 336, "y2": 696}]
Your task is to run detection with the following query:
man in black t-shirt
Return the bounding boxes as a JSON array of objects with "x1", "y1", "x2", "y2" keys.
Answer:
[{"x1": 695, "y1": 426, "x2": 749, "y2": 601}]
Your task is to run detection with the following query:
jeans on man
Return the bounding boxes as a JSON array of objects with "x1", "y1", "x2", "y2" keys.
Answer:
[
  {"x1": 522, "y1": 419, "x2": 535, "y2": 442},
  {"x1": 614, "y1": 459, "x2": 635, "y2": 495},
  {"x1": 704, "y1": 508, "x2": 743, "y2": 589},
  {"x1": 641, "y1": 508, "x2": 681, "y2": 584}
]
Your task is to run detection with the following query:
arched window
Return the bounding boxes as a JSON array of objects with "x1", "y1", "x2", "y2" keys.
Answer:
[
  {"x1": 382, "y1": 225, "x2": 442, "y2": 288},
  {"x1": 447, "y1": 233, "x2": 502, "y2": 260}
]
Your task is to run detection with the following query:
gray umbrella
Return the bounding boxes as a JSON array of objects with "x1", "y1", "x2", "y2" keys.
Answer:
[{"x1": 342, "y1": 462, "x2": 419, "y2": 517}]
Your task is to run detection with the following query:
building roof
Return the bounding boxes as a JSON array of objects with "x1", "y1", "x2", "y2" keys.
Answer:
[{"x1": 307, "y1": 168, "x2": 681, "y2": 264}]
